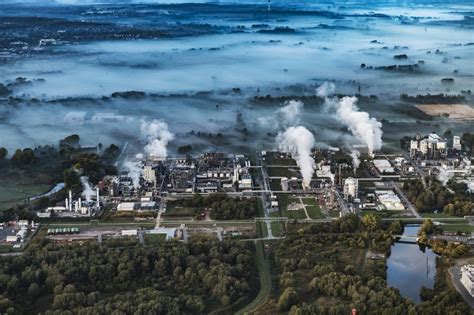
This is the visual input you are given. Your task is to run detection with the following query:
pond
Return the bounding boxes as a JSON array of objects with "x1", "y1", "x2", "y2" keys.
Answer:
[{"x1": 387, "y1": 225, "x2": 437, "y2": 303}]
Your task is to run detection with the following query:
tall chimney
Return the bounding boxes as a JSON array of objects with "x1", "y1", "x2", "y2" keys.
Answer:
[{"x1": 69, "y1": 190, "x2": 73, "y2": 211}]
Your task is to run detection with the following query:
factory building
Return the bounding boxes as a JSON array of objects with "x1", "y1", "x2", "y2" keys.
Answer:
[
  {"x1": 461, "y1": 265, "x2": 474, "y2": 297},
  {"x1": 410, "y1": 133, "x2": 448, "y2": 158},
  {"x1": 375, "y1": 190, "x2": 405, "y2": 211},
  {"x1": 143, "y1": 165, "x2": 157, "y2": 184},
  {"x1": 453, "y1": 136, "x2": 462, "y2": 151},
  {"x1": 343, "y1": 177, "x2": 358, "y2": 202}
]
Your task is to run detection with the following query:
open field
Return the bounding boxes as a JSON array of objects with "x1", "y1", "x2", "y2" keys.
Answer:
[
  {"x1": 415, "y1": 104, "x2": 474, "y2": 121},
  {"x1": 271, "y1": 222, "x2": 284, "y2": 237},
  {"x1": 440, "y1": 224, "x2": 474, "y2": 233},
  {"x1": 306, "y1": 205, "x2": 324, "y2": 219},
  {"x1": 144, "y1": 233, "x2": 166, "y2": 244},
  {"x1": 0, "y1": 182, "x2": 51, "y2": 211}
]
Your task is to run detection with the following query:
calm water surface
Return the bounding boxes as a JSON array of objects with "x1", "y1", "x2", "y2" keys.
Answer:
[{"x1": 387, "y1": 225, "x2": 437, "y2": 303}]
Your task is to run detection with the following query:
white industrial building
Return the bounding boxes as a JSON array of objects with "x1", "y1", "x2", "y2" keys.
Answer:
[
  {"x1": 373, "y1": 159, "x2": 395, "y2": 174},
  {"x1": 117, "y1": 202, "x2": 136, "y2": 211},
  {"x1": 410, "y1": 133, "x2": 448, "y2": 158},
  {"x1": 343, "y1": 177, "x2": 358, "y2": 202},
  {"x1": 143, "y1": 165, "x2": 156, "y2": 184},
  {"x1": 453, "y1": 136, "x2": 462, "y2": 151},
  {"x1": 375, "y1": 190, "x2": 405, "y2": 211},
  {"x1": 461, "y1": 265, "x2": 474, "y2": 297}
]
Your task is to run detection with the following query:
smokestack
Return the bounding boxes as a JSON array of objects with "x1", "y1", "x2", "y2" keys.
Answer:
[
  {"x1": 96, "y1": 188, "x2": 100, "y2": 207},
  {"x1": 78, "y1": 198, "x2": 82, "y2": 211},
  {"x1": 69, "y1": 190, "x2": 72, "y2": 211},
  {"x1": 65, "y1": 198, "x2": 69, "y2": 211}
]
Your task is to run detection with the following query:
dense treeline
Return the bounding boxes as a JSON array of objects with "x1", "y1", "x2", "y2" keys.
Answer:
[
  {"x1": 0, "y1": 135, "x2": 120, "y2": 216},
  {"x1": 254, "y1": 215, "x2": 469, "y2": 314},
  {"x1": 168, "y1": 193, "x2": 257, "y2": 220},
  {"x1": 403, "y1": 178, "x2": 473, "y2": 216},
  {"x1": 0, "y1": 237, "x2": 254, "y2": 314},
  {"x1": 418, "y1": 220, "x2": 470, "y2": 257}
]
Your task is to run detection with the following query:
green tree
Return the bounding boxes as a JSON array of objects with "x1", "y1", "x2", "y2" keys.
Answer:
[
  {"x1": 277, "y1": 287, "x2": 299, "y2": 311},
  {"x1": 0, "y1": 147, "x2": 7, "y2": 160}
]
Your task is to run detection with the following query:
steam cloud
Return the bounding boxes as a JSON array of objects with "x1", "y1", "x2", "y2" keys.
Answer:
[
  {"x1": 141, "y1": 119, "x2": 175, "y2": 159},
  {"x1": 316, "y1": 82, "x2": 335, "y2": 97},
  {"x1": 258, "y1": 100, "x2": 303, "y2": 129},
  {"x1": 80, "y1": 176, "x2": 95, "y2": 202},
  {"x1": 325, "y1": 96, "x2": 383, "y2": 155},
  {"x1": 124, "y1": 156, "x2": 142, "y2": 188},
  {"x1": 277, "y1": 126, "x2": 315, "y2": 188},
  {"x1": 349, "y1": 149, "x2": 361, "y2": 171},
  {"x1": 437, "y1": 167, "x2": 454, "y2": 186}
]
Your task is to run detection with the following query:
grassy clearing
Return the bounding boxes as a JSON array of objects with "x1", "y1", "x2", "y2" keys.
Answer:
[
  {"x1": 306, "y1": 205, "x2": 324, "y2": 219},
  {"x1": 266, "y1": 167, "x2": 300, "y2": 178},
  {"x1": 440, "y1": 224, "x2": 474, "y2": 233},
  {"x1": 144, "y1": 233, "x2": 167, "y2": 244},
  {"x1": 271, "y1": 222, "x2": 284, "y2": 237},
  {"x1": 257, "y1": 222, "x2": 268, "y2": 238},
  {"x1": 266, "y1": 157, "x2": 296, "y2": 166},
  {"x1": 0, "y1": 182, "x2": 51, "y2": 211},
  {"x1": 285, "y1": 210, "x2": 307, "y2": 220},
  {"x1": 301, "y1": 197, "x2": 317, "y2": 206}
]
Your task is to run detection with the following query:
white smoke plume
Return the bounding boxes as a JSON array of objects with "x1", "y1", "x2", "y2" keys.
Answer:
[
  {"x1": 325, "y1": 96, "x2": 383, "y2": 155},
  {"x1": 80, "y1": 176, "x2": 95, "y2": 202},
  {"x1": 141, "y1": 119, "x2": 175, "y2": 159},
  {"x1": 124, "y1": 155, "x2": 143, "y2": 188},
  {"x1": 258, "y1": 100, "x2": 303, "y2": 129},
  {"x1": 350, "y1": 149, "x2": 361, "y2": 171},
  {"x1": 277, "y1": 100, "x2": 303, "y2": 127},
  {"x1": 277, "y1": 126, "x2": 315, "y2": 188},
  {"x1": 437, "y1": 167, "x2": 454, "y2": 186},
  {"x1": 316, "y1": 82, "x2": 335, "y2": 97}
]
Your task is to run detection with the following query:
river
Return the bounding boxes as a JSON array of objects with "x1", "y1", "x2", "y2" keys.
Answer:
[{"x1": 387, "y1": 224, "x2": 437, "y2": 303}]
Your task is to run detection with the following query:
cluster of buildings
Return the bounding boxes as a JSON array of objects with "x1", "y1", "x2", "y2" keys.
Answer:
[
  {"x1": 39, "y1": 189, "x2": 101, "y2": 218},
  {"x1": 409, "y1": 133, "x2": 461, "y2": 159},
  {"x1": 1, "y1": 220, "x2": 37, "y2": 249}
]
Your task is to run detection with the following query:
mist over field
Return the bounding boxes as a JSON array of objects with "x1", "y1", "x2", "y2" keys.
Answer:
[{"x1": 0, "y1": 0, "x2": 473, "y2": 155}]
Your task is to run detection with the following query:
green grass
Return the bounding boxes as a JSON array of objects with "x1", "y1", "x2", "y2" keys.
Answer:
[
  {"x1": 0, "y1": 182, "x2": 51, "y2": 211},
  {"x1": 266, "y1": 157, "x2": 297, "y2": 166},
  {"x1": 440, "y1": 224, "x2": 474, "y2": 233},
  {"x1": 144, "y1": 233, "x2": 167, "y2": 244},
  {"x1": 277, "y1": 195, "x2": 307, "y2": 219},
  {"x1": 266, "y1": 167, "x2": 300, "y2": 178},
  {"x1": 271, "y1": 222, "x2": 284, "y2": 237},
  {"x1": 257, "y1": 222, "x2": 268, "y2": 238},
  {"x1": 285, "y1": 209, "x2": 307, "y2": 220},
  {"x1": 306, "y1": 205, "x2": 324, "y2": 219},
  {"x1": 301, "y1": 197, "x2": 317, "y2": 207}
]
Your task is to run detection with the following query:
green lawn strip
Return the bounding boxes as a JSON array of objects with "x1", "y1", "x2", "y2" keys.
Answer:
[
  {"x1": 301, "y1": 197, "x2": 317, "y2": 206},
  {"x1": 271, "y1": 222, "x2": 284, "y2": 237},
  {"x1": 305, "y1": 205, "x2": 324, "y2": 219},
  {"x1": 144, "y1": 233, "x2": 167, "y2": 244}
]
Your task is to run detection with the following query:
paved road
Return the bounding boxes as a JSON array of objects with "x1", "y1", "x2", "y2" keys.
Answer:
[
  {"x1": 448, "y1": 267, "x2": 474, "y2": 309},
  {"x1": 388, "y1": 181, "x2": 421, "y2": 219}
]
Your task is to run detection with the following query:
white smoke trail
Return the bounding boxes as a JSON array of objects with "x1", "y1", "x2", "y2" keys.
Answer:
[
  {"x1": 325, "y1": 96, "x2": 383, "y2": 155},
  {"x1": 349, "y1": 149, "x2": 361, "y2": 171},
  {"x1": 141, "y1": 119, "x2": 175, "y2": 159},
  {"x1": 258, "y1": 100, "x2": 303, "y2": 129},
  {"x1": 437, "y1": 167, "x2": 454, "y2": 186},
  {"x1": 316, "y1": 82, "x2": 335, "y2": 97},
  {"x1": 123, "y1": 155, "x2": 143, "y2": 188},
  {"x1": 277, "y1": 126, "x2": 315, "y2": 188},
  {"x1": 80, "y1": 176, "x2": 94, "y2": 202}
]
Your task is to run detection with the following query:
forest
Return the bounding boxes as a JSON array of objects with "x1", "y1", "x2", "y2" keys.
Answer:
[
  {"x1": 251, "y1": 215, "x2": 469, "y2": 314},
  {"x1": 0, "y1": 236, "x2": 255, "y2": 314},
  {"x1": 403, "y1": 178, "x2": 473, "y2": 216},
  {"x1": 167, "y1": 193, "x2": 257, "y2": 220}
]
